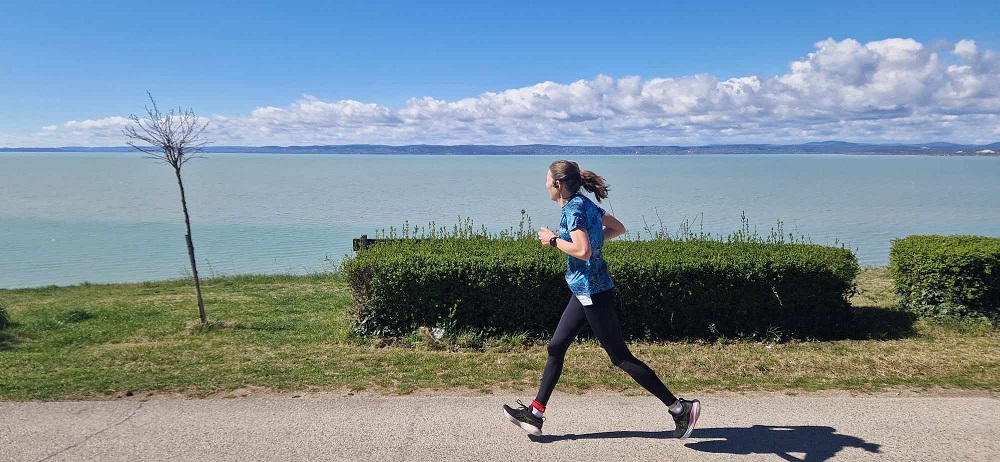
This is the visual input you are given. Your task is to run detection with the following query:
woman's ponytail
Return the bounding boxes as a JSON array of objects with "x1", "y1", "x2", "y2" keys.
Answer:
[{"x1": 580, "y1": 170, "x2": 609, "y2": 202}]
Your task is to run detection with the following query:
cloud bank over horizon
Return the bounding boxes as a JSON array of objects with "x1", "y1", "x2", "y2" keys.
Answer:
[{"x1": 5, "y1": 37, "x2": 1000, "y2": 148}]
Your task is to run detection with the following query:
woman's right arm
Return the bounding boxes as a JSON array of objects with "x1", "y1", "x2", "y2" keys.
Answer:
[{"x1": 602, "y1": 213, "x2": 627, "y2": 241}]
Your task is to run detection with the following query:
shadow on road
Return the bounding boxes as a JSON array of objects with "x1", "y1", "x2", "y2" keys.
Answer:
[
  {"x1": 686, "y1": 425, "x2": 880, "y2": 461},
  {"x1": 529, "y1": 430, "x2": 671, "y2": 443},
  {"x1": 531, "y1": 425, "x2": 879, "y2": 461}
]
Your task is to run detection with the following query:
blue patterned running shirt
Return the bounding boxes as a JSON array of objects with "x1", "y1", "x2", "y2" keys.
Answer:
[{"x1": 559, "y1": 194, "x2": 614, "y2": 295}]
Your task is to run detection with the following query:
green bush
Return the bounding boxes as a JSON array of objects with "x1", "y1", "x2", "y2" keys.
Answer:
[
  {"x1": 890, "y1": 235, "x2": 1000, "y2": 322},
  {"x1": 609, "y1": 240, "x2": 858, "y2": 340},
  {"x1": 343, "y1": 238, "x2": 858, "y2": 340},
  {"x1": 343, "y1": 238, "x2": 567, "y2": 338}
]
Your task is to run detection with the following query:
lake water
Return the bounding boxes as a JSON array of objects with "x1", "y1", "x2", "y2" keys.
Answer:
[{"x1": 2, "y1": 152, "x2": 999, "y2": 289}]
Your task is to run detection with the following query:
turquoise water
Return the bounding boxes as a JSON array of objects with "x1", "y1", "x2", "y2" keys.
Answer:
[{"x1": 2, "y1": 152, "x2": 999, "y2": 288}]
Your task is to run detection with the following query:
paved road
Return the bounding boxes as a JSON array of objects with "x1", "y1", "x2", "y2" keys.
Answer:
[{"x1": 2, "y1": 395, "x2": 997, "y2": 461}]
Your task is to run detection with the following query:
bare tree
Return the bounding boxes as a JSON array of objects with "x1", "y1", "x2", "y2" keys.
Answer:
[{"x1": 123, "y1": 92, "x2": 211, "y2": 323}]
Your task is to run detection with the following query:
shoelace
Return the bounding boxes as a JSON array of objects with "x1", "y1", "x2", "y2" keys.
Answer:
[{"x1": 514, "y1": 399, "x2": 544, "y2": 421}]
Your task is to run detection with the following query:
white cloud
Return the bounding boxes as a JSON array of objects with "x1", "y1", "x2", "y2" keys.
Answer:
[
  {"x1": 954, "y1": 39, "x2": 978, "y2": 62},
  {"x1": 13, "y1": 37, "x2": 1000, "y2": 147},
  {"x1": 62, "y1": 116, "x2": 132, "y2": 130},
  {"x1": 8, "y1": 117, "x2": 134, "y2": 147}
]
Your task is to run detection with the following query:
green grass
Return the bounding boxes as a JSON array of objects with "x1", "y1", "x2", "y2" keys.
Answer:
[{"x1": 0, "y1": 268, "x2": 997, "y2": 401}]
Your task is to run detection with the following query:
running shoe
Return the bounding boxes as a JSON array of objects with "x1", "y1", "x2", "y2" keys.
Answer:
[
  {"x1": 672, "y1": 398, "x2": 701, "y2": 439},
  {"x1": 503, "y1": 399, "x2": 543, "y2": 436}
]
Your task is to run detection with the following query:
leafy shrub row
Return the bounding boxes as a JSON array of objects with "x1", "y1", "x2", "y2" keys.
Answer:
[
  {"x1": 342, "y1": 238, "x2": 858, "y2": 340},
  {"x1": 890, "y1": 235, "x2": 1000, "y2": 322}
]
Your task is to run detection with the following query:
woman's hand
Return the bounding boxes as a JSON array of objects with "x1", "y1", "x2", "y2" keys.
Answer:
[{"x1": 538, "y1": 227, "x2": 558, "y2": 245}]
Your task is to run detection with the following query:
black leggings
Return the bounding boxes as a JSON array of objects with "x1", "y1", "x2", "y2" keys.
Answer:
[{"x1": 534, "y1": 289, "x2": 677, "y2": 407}]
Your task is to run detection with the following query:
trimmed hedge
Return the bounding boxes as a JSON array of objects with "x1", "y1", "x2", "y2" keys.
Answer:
[
  {"x1": 342, "y1": 238, "x2": 858, "y2": 340},
  {"x1": 890, "y1": 235, "x2": 1000, "y2": 322},
  {"x1": 610, "y1": 240, "x2": 858, "y2": 340}
]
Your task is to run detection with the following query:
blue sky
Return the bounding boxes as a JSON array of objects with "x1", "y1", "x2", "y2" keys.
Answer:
[{"x1": 2, "y1": 0, "x2": 999, "y2": 147}]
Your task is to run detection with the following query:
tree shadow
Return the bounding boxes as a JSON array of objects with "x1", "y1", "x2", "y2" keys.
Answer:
[
  {"x1": 0, "y1": 325, "x2": 19, "y2": 351},
  {"x1": 530, "y1": 425, "x2": 879, "y2": 462},
  {"x1": 229, "y1": 323, "x2": 291, "y2": 332}
]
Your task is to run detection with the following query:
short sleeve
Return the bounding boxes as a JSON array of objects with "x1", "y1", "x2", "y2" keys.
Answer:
[{"x1": 565, "y1": 202, "x2": 587, "y2": 232}]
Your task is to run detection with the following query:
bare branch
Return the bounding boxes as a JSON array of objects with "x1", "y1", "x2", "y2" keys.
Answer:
[
  {"x1": 122, "y1": 92, "x2": 210, "y2": 170},
  {"x1": 179, "y1": 154, "x2": 207, "y2": 166},
  {"x1": 125, "y1": 140, "x2": 162, "y2": 156}
]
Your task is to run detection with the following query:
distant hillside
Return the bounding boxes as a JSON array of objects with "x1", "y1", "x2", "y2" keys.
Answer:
[{"x1": 3, "y1": 141, "x2": 999, "y2": 155}]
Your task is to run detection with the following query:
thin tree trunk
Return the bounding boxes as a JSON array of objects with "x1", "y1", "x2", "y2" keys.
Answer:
[{"x1": 175, "y1": 167, "x2": 207, "y2": 323}]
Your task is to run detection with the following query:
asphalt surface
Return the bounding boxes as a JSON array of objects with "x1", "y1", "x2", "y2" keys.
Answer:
[{"x1": 2, "y1": 395, "x2": 997, "y2": 461}]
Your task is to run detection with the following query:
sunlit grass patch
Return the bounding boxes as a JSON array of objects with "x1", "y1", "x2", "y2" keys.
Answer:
[{"x1": 0, "y1": 269, "x2": 995, "y2": 401}]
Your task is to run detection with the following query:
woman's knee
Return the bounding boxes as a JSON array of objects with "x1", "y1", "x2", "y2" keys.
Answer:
[
  {"x1": 603, "y1": 346, "x2": 635, "y2": 368},
  {"x1": 547, "y1": 339, "x2": 571, "y2": 357}
]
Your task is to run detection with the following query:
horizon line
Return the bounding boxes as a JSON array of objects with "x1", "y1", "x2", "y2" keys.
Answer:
[{"x1": 4, "y1": 140, "x2": 1000, "y2": 150}]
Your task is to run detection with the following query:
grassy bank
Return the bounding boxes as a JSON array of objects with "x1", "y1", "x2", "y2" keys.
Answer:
[{"x1": 0, "y1": 268, "x2": 997, "y2": 401}]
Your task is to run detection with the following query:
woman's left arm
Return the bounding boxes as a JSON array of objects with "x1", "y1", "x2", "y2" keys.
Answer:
[{"x1": 602, "y1": 213, "x2": 627, "y2": 241}]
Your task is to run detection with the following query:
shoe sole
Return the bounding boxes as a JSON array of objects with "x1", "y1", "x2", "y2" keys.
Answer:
[
  {"x1": 503, "y1": 408, "x2": 542, "y2": 436},
  {"x1": 679, "y1": 399, "x2": 701, "y2": 439}
]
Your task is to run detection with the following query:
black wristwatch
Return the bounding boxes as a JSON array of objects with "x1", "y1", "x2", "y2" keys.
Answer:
[{"x1": 549, "y1": 236, "x2": 558, "y2": 247}]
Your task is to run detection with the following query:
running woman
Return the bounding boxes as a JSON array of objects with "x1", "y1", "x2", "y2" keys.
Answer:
[{"x1": 503, "y1": 160, "x2": 700, "y2": 438}]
